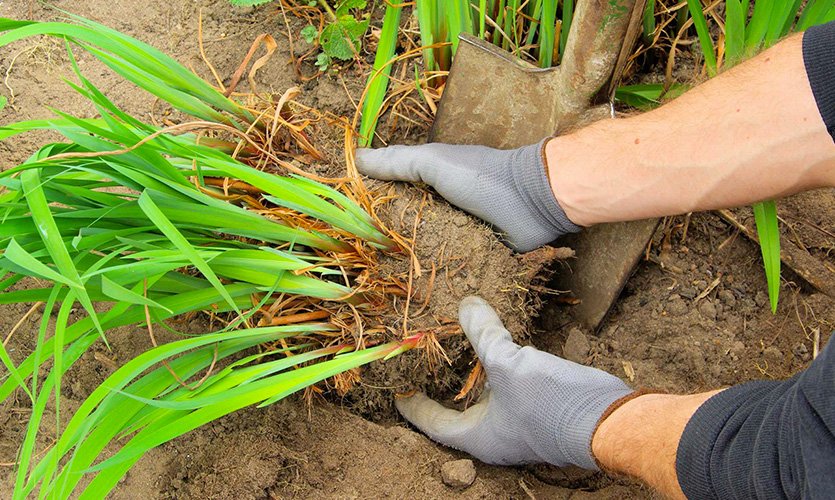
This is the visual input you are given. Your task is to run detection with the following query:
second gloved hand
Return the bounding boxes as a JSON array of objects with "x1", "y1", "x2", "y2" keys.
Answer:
[
  {"x1": 355, "y1": 140, "x2": 581, "y2": 252},
  {"x1": 396, "y1": 296, "x2": 634, "y2": 469}
]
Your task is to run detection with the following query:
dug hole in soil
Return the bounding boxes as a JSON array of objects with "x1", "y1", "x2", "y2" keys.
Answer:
[{"x1": 1, "y1": 1, "x2": 833, "y2": 498}]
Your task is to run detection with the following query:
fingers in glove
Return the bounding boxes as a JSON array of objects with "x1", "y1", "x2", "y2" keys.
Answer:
[
  {"x1": 395, "y1": 392, "x2": 488, "y2": 452},
  {"x1": 355, "y1": 145, "x2": 430, "y2": 183},
  {"x1": 458, "y1": 296, "x2": 521, "y2": 373}
]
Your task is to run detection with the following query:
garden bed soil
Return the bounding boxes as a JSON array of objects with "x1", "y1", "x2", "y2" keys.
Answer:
[{"x1": 1, "y1": 1, "x2": 834, "y2": 498}]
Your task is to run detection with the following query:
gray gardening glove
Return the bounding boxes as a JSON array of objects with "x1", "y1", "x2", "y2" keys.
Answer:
[
  {"x1": 355, "y1": 139, "x2": 581, "y2": 252},
  {"x1": 396, "y1": 296, "x2": 634, "y2": 470}
]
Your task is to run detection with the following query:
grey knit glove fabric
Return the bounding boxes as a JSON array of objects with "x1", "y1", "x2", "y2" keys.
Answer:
[
  {"x1": 396, "y1": 296, "x2": 634, "y2": 470},
  {"x1": 355, "y1": 140, "x2": 581, "y2": 252}
]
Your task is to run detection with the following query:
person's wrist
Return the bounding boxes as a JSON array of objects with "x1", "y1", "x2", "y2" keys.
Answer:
[
  {"x1": 592, "y1": 393, "x2": 671, "y2": 474},
  {"x1": 544, "y1": 133, "x2": 595, "y2": 227}
]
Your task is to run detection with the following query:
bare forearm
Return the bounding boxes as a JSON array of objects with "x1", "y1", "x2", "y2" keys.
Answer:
[
  {"x1": 549, "y1": 33, "x2": 835, "y2": 226},
  {"x1": 592, "y1": 391, "x2": 722, "y2": 498}
]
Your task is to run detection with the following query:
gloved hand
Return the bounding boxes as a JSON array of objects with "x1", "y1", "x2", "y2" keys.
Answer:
[
  {"x1": 355, "y1": 140, "x2": 581, "y2": 252},
  {"x1": 396, "y1": 296, "x2": 634, "y2": 470}
]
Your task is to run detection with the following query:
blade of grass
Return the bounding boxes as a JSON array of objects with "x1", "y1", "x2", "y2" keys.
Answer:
[
  {"x1": 753, "y1": 200, "x2": 780, "y2": 313},
  {"x1": 415, "y1": 0, "x2": 437, "y2": 71},
  {"x1": 137, "y1": 191, "x2": 239, "y2": 314},
  {"x1": 49, "y1": 292, "x2": 75, "y2": 492},
  {"x1": 745, "y1": 0, "x2": 774, "y2": 55},
  {"x1": 724, "y1": 0, "x2": 746, "y2": 65},
  {"x1": 686, "y1": 0, "x2": 717, "y2": 76},
  {"x1": 20, "y1": 169, "x2": 104, "y2": 340},
  {"x1": 358, "y1": 2, "x2": 403, "y2": 148},
  {"x1": 538, "y1": 0, "x2": 556, "y2": 67},
  {"x1": 769, "y1": 0, "x2": 804, "y2": 46},
  {"x1": 452, "y1": 0, "x2": 474, "y2": 53},
  {"x1": 0, "y1": 20, "x2": 249, "y2": 124},
  {"x1": 524, "y1": 0, "x2": 544, "y2": 46},
  {"x1": 100, "y1": 275, "x2": 172, "y2": 313},
  {"x1": 642, "y1": 0, "x2": 656, "y2": 43},
  {"x1": 12, "y1": 286, "x2": 59, "y2": 499},
  {"x1": 3, "y1": 239, "x2": 79, "y2": 289},
  {"x1": 479, "y1": 0, "x2": 488, "y2": 38},
  {"x1": 0, "y1": 335, "x2": 34, "y2": 402},
  {"x1": 614, "y1": 83, "x2": 687, "y2": 110},
  {"x1": 558, "y1": 0, "x2": 573, "y2": 63},
  {"x1": 798, "y1": 0, "x2": 835, "y2": 30}
]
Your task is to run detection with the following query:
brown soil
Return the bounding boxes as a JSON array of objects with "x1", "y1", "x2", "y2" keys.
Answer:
[{"x1": 1, "y1": 1, "x2": 833, "y2": 499}]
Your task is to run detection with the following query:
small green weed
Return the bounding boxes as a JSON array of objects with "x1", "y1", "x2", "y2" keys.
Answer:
[
  {"x1": 229, "y1": 0, "x2": 371, "y2": 71},
  {"x1": 301, "y1": 0, "x2": 370, "y2": 71}
]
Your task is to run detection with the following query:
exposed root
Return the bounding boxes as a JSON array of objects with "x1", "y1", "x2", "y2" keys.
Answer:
[
  {"x1": 3, "y1": 302, "x2": 43, "y2": 347},
  {"x1": 454, "y1": 360, "x2": 484, "y2": 402}
]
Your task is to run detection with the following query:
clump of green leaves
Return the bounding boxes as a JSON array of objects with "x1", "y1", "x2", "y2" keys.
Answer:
[
  {"x1": 302, "y1": 0, "x2": 370, "y2": 71},
  {"x1": 0, "y1": 15, "x2": 412, "y2": 498}
]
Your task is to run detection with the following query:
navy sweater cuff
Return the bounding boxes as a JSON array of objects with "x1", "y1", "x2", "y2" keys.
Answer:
[
  {"x1": 675, "y1": 380, "x2": 788, "y2": 499},
  {"x1": 803, "y1": 21, "x2": 835, "y2": 142}
]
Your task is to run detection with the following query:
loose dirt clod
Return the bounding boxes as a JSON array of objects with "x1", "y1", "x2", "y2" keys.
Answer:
[
  {"x1": 441, "y1": 459, "x2": 477, "y2": 488},
  {"x1": 562, "y1": 328, "x2": 590, "y2": 363}
]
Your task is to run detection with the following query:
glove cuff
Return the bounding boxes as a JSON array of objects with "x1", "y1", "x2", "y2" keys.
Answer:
[
  {"x1": 512, "y1": 139, "x2": 583, "y2": 239},
  {"x1": 525, "y1": 373, "x2": 633, "y2": 470},
  {"x1": 558, "y1": 386, "x2": 636, "y2": 470}
]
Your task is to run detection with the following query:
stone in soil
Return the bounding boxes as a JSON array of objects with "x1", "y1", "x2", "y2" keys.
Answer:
[
  {"x1": 718, "y1": 289, "x2": 737, "y2": 307},
  {"x1": 755, "y1": 290, "x2": 769, "y2": 308},
  {"x1": 563, "y1": 327, "x2": 591, "y2": 363},
  {"x1": 793, "y1": 343, "x2": 811, "y2": 361},
  {"x1": 441, "y1": 459, "x2": 477, "y2": 488},
  {"x1": 730, "y1": 340, "x2": 745, "y2": 361}
]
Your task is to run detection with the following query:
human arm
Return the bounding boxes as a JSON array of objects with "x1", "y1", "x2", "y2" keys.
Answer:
[
  {"x1": 535, "y1": 342, "x2": 835, "y2": 500},
  {"x1": 551, "y1": 25, "x2": 835, "y2": 226},
  {"x1": 547, "y1": 31, "x2": 835, "y2": 499},
  {"x1": 591, "y1": 392, "x2": 720, "y2": 499},
  {"x1": 357, "y1": 23, "x2": 835, "y2": 248},
  {"x1": 368, "y1": 20, "x2": 835, "y2": 499}
]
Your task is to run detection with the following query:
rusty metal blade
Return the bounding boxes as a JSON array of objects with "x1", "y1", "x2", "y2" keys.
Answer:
[{"x1": 429, "y1": 35, "x2": 561, "y2": 149}]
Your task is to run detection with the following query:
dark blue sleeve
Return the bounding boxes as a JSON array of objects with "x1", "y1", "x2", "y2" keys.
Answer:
[
  {"x1": 803, "y1": 20, "x2": 835, "y2": 142},
  {"x1": 675, "y1": 338, "x2": 835, "y2": 499},
  {"x1": 674, "y1": 23, "x2": 835, "y2": 498}
]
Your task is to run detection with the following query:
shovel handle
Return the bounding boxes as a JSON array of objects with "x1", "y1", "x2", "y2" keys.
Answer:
[{"x1": 557, "y1": 0, "x2": 645, "y2": 117}]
